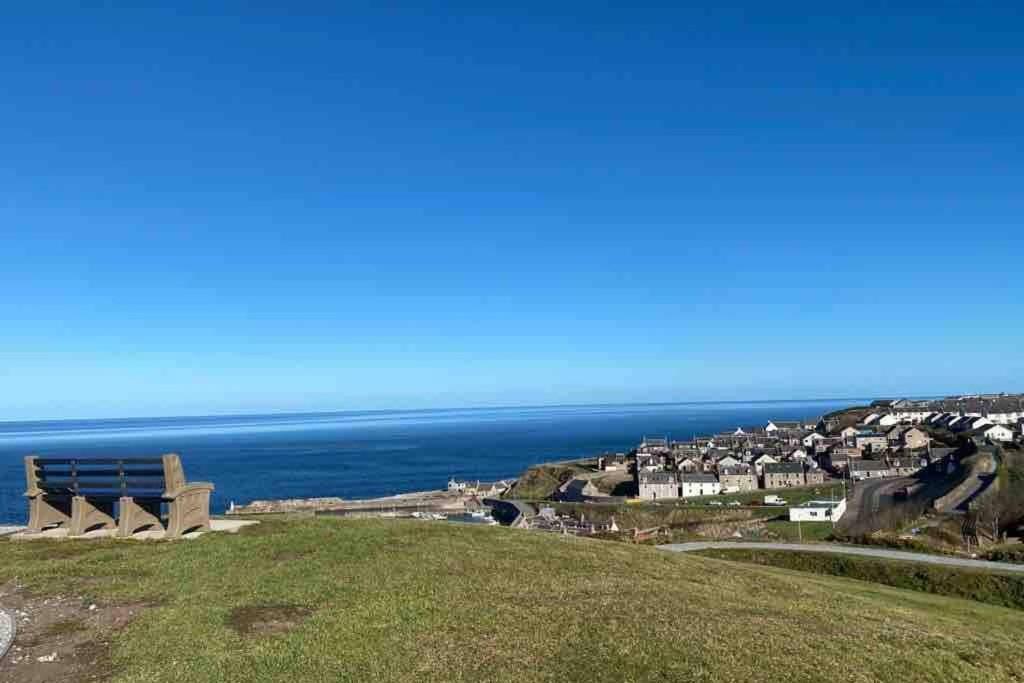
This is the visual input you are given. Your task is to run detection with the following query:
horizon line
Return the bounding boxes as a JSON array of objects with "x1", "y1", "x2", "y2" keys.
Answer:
[{"x1": 1, "y1": 394, "x2": 955, "y2": 428}]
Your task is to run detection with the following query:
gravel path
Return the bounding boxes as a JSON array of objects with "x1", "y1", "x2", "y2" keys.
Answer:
[
  {"x1": 659, "y1": 541, "x2": 1024, "y2": 573},
  {"x1": 0, "y1": 608, "x2": 14, "y2": 661}
]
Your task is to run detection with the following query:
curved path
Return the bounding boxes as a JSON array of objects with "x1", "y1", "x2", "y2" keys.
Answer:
[{"x1": 659, "y1": 541, "x2": 1024, "y2": 574}]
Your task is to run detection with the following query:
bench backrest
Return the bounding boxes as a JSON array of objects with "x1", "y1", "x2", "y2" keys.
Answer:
[{"x1": 24, "y1": 453, "x2": 187, "y2": 498}]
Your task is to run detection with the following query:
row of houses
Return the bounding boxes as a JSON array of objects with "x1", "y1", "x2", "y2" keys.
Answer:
[
  {"x1": 638, "y1": 462, "x2": 827, "y2": 500},
  {"x1": 863, "y1": 395, "x2": 1024, "y2": 430}
]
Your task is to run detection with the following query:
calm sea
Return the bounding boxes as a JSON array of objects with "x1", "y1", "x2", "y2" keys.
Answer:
[{"x1": 0, "y1": 399, "x2": 865, "y2": 524}]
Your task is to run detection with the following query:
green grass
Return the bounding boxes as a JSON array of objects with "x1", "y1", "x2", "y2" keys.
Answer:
[
  {"x1": 984, "y1": 544, "x2": 1024, "y2": 564},
  {"x1": 694, "y1": 548, "x2": 1024, "y2": 610},
  {"x1": 4, "y1": 518, "x2": 1024, "y2": 681},
  {"x1": 761, "y1": 520, "x2": 836, "y2": 542},
  {"x1": 504, "y1": 462, "x2": 593, "y2": 499}
]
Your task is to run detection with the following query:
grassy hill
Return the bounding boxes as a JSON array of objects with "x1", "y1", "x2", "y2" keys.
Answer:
[{"x1": 3, "y1": 518, "x2": 1024, "y2": 682}]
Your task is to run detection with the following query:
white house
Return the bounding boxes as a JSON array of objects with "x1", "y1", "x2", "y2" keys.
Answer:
[
  {"x1": 862, "y1": 413, "x2": 881, "y2": 425},
  {"x1": 765, "y1": 420, "x2": 800, "y2": 433},
  {"x1": 877, "y1": 414, "x2": 901, "y2": 427},
  {"x1": 715, "y1": 454, "x2": 741, "y2": 469},
  {"x1": 680, "y1": 473, "x2": 721, "y2": 498},
  {"x1": 893, "y1": 409, "x2": 934, "y2": 423},
  {"x1": 789, "y1": 498, "x2": 847, "y2": 523},
  {"x1": 984, "y1": 424, "x2": 1015, "y2": 443},
  {"x1": 677, "y1": 456, "x2": 701, "y2": 473},
  {"x1": 753, "y1": 454, "x2": 778, "y2": 475},
  {"x1": 638, "y1": 471, "x2": 679, "y2": 501},
  {"x1": 802, "y1": 432, "x2": 825, "y2": 448}
]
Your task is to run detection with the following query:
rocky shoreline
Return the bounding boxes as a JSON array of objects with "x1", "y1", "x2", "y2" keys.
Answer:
[{"x1": 226, "y1": 488, "x2": 476, "y2": 515}]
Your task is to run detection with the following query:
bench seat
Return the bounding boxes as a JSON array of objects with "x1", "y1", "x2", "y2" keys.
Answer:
[{"x1": 24, "y1": 454, "x2": 214, "y2": 538}]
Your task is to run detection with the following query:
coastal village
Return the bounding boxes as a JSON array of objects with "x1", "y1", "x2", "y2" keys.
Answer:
[
  {"x1": 506, "y1": 394, "x2": 1024, "y2": 538},
  {"x1": 227, "y1": 394, "x2": 1024, "y2": 545},
  {"x1": 623, "y1": 394, "x2": 1023, "y2": 499}
]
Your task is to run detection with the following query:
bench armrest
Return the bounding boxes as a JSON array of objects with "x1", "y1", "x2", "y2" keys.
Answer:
[{"x1": 164, "y1": 482, "x2": 215, "y2": 499}]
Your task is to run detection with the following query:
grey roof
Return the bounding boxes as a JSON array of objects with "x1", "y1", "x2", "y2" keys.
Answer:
[
  {"x1": 851, "y1": 460, "x2": 889, "y2": 471},
  {"x1": 764, "y1": 462, "x2": 803, "y2": 474},
  {"x1": 681, "y1": 473, "x2": 718, "y2": 483},
  {"x1": 639, "y1": 471, "x2": 678, "y2": 484}
]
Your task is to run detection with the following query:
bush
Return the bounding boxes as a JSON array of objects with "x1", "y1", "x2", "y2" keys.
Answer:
[{"x1": 699, "y1": 549, "x2": 1024, "y2": 609}]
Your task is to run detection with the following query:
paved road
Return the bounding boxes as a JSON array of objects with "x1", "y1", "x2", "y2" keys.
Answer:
[
  {"x1": 937, "y1": 450, "x2": 999, "y2": 513},
  {"x1": 659, "y1": 541, "x2": 1024, "y2": 574},
  {"x1": 839, "y1": 476, "x2": 912, "y2": 535}
]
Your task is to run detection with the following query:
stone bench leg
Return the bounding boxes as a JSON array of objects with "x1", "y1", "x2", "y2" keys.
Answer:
[
  {"x1": 70, "y1": 496, "x2": 117, "y2": 536},
  {"x1": 27, "y1": 494, "x2": 72, "y2": 532},
  {"x1": 166, "y1": 488, "x2": 212, "y2": 538},
  {"x1": 118, "y1": 497, "x2": 164, "y2": 537}
]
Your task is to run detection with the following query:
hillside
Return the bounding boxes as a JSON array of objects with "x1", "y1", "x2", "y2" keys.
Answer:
[{"x1": 2, "y1": 519, "x2": 1024, "y2": 682}]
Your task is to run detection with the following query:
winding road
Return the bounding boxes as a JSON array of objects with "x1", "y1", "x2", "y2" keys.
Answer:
[{"x1": 659, "y1": 541, "x2": 1024, "y2": 574}]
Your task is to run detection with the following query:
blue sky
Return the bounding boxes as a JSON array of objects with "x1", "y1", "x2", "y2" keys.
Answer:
[{"x1": 2, "y1": 3, "x2": 1022, "y2": 420}]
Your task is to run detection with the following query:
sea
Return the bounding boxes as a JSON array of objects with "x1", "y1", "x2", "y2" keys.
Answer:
[{"x1": 0, "y1": 399, "x2": 866, "y2": 524}]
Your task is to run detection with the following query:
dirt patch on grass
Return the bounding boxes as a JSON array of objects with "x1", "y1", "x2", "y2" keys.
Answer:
[
  {"x1": 0, "y1": 581, "x2": 151, "y2": 683},
  {"x1": 270, "y1": 548, "x2": 314, "y2": 562},
  {"x1": 227, "y1": 604, "x2": 313, "y2": 637}
]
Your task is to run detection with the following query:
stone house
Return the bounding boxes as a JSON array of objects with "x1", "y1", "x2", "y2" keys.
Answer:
[
  {"x1": 855, "y1": 433, "x2": 889, "y2": 455},
  {"x1": 763, "y1": 462, "x2": 805, "y2": 489},
  {"x1": 833, "y1": 446, "x2": 863, "y2": 460},
  {"x1": 902, "y1": 427, "x2": 930, "y2": 450},
  {"x1": 598, "y1": 453, "x2": 629, "y2": 471},
  {"x1": 888, "y1": 457, "x2": 924, "y2": 477},
  {"x1": 715, "y1": 454, "x2": 741, "y2": 470},
  {"x1": 676, "y1": 457, "x2": 701, "y2": 473},
  {"x1": 718, "y1": 465, "x2": 759, "y2": 493},
  {"x1": 850, "y1": 459, "x2": 893, "y2": 480},
  {"x1": 638, "y1": 471, "x2": 679, "y2": 501},
  {"x1": 636, "y1": 452, "x2": 665, "y2": 472},
  {"x1": 804, "y1": 468, "x2": 827, "y2": 485}
]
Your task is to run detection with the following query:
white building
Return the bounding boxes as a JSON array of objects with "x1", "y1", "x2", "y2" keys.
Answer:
[
  {"x1": 752, "y1": 454, "x2": 778, "y2": 476},
  {"x1": 680, "y1": 473, "x2": 721, "y2": 498},
  {"x1": 893, "y1": 409, "x2": 934, "y2": 423},
  {"x1": 984, "y1": 424, "x2": 1016, "y2": 443},
  {"x1": 802, "y1": 432, "x2": 825, "y2": 448},
  {"x1": 789, "y1": 498, "x2": 847, "y2": 523},
  {"x1": 638, "y1": 471, "x2": 679, "y2": 501}
]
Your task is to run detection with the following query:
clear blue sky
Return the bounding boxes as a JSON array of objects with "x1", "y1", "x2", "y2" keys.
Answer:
[{"x1": 2, "y1": 3, "x2": 1022, "y2": 420}]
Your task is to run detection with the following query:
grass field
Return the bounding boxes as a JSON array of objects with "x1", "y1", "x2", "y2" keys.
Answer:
[
  {"x1": 3, "y1": 518, "x2": 1024, "y2": 682},
  {"x1": 504, "y1": 462, "x2": 594, "y2": 499},
  {"x1": 760, "y1": 520, "x2": 836, "y2": 542},
  {"x1": 694, "y1": 548, "x2": 1024, "y2": 609}
]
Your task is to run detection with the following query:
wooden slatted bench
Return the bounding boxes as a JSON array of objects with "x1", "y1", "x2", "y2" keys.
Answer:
[{"x1": 23, "y1": 454, "x2": 214, "y2": 538}]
